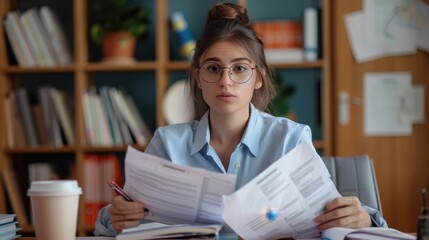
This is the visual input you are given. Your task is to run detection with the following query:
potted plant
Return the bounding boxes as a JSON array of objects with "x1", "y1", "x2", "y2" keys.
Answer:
[
  {"x1": 270, "y1": 73, "x2": 296, "y2": 120},
  {"x1": 90, "y1": 0, "x2": 149, "y2": 63}
]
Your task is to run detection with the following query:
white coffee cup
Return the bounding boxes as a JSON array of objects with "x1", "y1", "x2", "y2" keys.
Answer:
[{"x1": 27, "y1": 180, "x2": 82, "y2": 240}]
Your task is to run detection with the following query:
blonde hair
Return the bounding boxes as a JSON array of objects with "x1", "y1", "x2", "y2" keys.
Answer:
[{"x1": 187, "y1": 3, "x2": 276, "y2": 120}]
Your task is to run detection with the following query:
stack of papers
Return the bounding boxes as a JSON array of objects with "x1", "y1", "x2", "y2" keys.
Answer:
[
  {"x1": 321, "y1": 227, "x2": 416, "y2": 240},
  {"x1": 116, "y1": 222, "x2": 221, "y2": 240},
  {"x1": 0, "y1": 214, "x2": 21, "y2": 240}
]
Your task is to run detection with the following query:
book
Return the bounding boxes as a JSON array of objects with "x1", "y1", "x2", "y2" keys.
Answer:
[
  {"x1": 116, "y1": 222, "x2": 221, "y2": 240},
  {"x1": 171, "y1": 12, "x2": 196, "y2": 60},
  {"x1": 32, "y1": 104, "x2": 47, "y2": 145},
  {"x1": 95, "y1": 93, "x2": 114, "y2": 146},
  {"x1": 83, "y1": 87, "x2": 117, "y2": 146},
  {"x1": 39, "y1": 6, "x2": 73, "y2": 65},
  {"x1": 83, "y1": 154, "x2": 98, "y2": 227},
  {"x1": 110, "y1": 88, "x2": 149, "y2": 145},
  {"x1": 253, "y1": 20, "x2": 304, "y2": 63},
  {"x1": 4, "y1": 95, "x2": 15, "y2": 147},
  {"x1": 3, "y1": 16, "x2": 26, "y2": 66},
  {"x1": 0, "y1": 214, "x2": 15, "y2": 225},
  {"x1": 81, "y1": 90, "x2": 95, "y2": 145},
  {"x1": 100, "y1": 86, "x2": 124, "y2": 146},
  {"x1": 108, "y1": 87, "x2": 133, "y2": 145},
  {"x1": 0, "y1": 220, "x2": 21, "y2": 240},
  {"x1": 38, "y1": 86, "x2": 63, "y2": 147},
  {"x1": 20, "y1": 8, "x2": 59, "y2": 66},
  {"x1": 87, "y1": 87, "x2": 102, "y2": 145},
  {"x1": 15, "y1": 88, "x2": 39, "y2": 147},
  {"x1": 49, "y1": 88, "x2": 75, "y2": 145},
  {"x1": 3, "y1": 11, "x2": 37, "y2": 67},
  {"x1": 265, "y1": 48, "x2": 304, "y2": 62},
  {"x1": 123, "y1": 93, "x2": 153, "y2": 142},
  {"x1": 303, "y1": 8, "x2": 319, "y2": 61},
  {"x1": 6, "y1": 92, "x2": 27, "y2": 147},
  {"x1": 2, "y1": 169, "x2": 28, "y2": 227},
  {"x1": 0, "y1": 221, "x2": 17, "y2": 232},
  {"x1": 321, "y1": 227, "x2": 416, "y2": 240},
  {"x1": 83, "y1": 154, "x2": 123, "y2": 227}
]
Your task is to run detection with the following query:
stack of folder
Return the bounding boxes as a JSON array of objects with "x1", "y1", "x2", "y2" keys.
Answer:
[{"x1": 0, "y1": 214, "x2": 21, "y2": 240}]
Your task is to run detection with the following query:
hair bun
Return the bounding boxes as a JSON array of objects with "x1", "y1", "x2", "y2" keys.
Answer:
[{"x1": 206, "y1": 3, "x2": 249, "y2": 25}]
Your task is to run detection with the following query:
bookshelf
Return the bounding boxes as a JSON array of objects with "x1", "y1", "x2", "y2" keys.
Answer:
[{"x1": 0, "y1": 0, "x2": 332, "y2": 235}]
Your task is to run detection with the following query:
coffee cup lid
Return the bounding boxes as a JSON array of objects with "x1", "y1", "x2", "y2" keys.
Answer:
[{"x1": 27, "y1": 180, "x2": 82, "y2": 196}]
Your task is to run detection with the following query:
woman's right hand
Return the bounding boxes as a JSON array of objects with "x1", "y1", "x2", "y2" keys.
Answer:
[{"x1": 108, "y1": 195, "x2": 148, "y2": 232}]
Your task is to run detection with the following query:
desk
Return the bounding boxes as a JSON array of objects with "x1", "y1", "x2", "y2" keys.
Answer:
[{"x1": 17, "y1": 234, "x2": 245, "y2": 240}]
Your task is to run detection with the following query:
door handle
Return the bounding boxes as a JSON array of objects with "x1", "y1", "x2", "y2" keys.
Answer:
[{"x1": 338, "y1": 91, "x2": 361, "y2": 125}]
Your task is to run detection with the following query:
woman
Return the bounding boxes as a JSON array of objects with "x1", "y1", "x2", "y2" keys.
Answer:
[{"x1": 95, "y1": 2, "x2": 386, "y2": 237}]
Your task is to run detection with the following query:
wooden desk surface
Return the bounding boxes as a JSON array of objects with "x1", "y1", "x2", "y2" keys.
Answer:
[
  {"x1": 17, "y1": 238, "x2": 115, "y2": 240},
  {"x1": 16, "y1": 236, "x2": 241, "y2": 240}
]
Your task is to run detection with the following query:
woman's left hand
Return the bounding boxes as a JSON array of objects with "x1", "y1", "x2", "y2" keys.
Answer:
[{"x1": 315, "y1": 196, "x2": 372, "y2": 230}]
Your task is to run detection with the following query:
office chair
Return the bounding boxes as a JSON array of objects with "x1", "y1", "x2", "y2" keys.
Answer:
[{"x1": 321, "y1": 155, "x2": 383, "y2": 214}]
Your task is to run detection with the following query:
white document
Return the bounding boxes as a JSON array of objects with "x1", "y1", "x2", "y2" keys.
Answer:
[
  {"x1": 364, "y1": 72, "x2": 412, "y2": 136},
  {"x1": 221, "y1": 142, "x2": 341, "y2": 240},
  {"x1": 123, "y1": 146, "x2": 236, "y2": 225},
  {"x1": 363, "y1": 0, "x2": 416, "y2": 52},
  {"x1": 322, "y1": 227, "x2": 415, "y2": 240},
  {"x1": 344, "y1": 11, "x2": 415, "y2": 63},
  {"x1": 399, "y1": 85, "x2": 425, "y2": 124},
  {"x1": 415, "y1": 1, "x2": 429, "y2": 52},
  {"x1": 381, "y1": 0, "x2": 429, "y2": 52}
]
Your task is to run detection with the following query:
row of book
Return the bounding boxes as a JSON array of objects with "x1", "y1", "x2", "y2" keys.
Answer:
[
  {"x1": 83, "y1": 154, "x2": 123, "y2": 227},
  {"x1": 82, "y1": 86, "x2": 153, "y2": 146},
  {"x1": 0, "y1": 214, "x2": 20, "y2": 239},
  {"x1": 252, "y1": 8, "x2": 319, "y2": 63},
  {"x1": 3, "y1": 6, "x2": 73, "y2": 67},
  {"x1": 4, "y1": 85, "x2": 152, "y2": 148},
  {"x1": 4, "y1": 87, "x2": 74, "y2": 148}
]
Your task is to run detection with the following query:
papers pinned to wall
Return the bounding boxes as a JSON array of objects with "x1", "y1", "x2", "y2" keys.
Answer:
[
  {"x1": 364, "y1": 72, "x2": 425, "y2": 136},
  {"x1": 345, "y1": 0, "x2": 429, "y2": 63}
]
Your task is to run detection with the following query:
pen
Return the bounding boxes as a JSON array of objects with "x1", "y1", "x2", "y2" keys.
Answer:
[
  {"x1": 108, "y1": 180, "x2": 133, "y2": 201},
  {"x1": 107, "y1": 180, "x2": 151, "y2": 215}
]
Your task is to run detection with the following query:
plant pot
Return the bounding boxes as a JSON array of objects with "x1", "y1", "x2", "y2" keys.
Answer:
[{"x1": 101, "y1": 31, "x2": 136, "y2": 64}]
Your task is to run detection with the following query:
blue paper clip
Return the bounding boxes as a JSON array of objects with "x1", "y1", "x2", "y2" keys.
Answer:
[{"x1": 266, "y1": 208, "x2": 278, "y2": 221}]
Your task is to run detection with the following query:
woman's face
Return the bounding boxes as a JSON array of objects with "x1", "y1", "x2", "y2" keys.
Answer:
[{"x1": 197, "y1": 40, "x2": 262, "y2": 117}]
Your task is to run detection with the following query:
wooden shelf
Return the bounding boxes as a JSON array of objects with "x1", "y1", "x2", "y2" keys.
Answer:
[
  {"x1": 5, "y1": 146, "x2": 76, "y2": 154},
  {"x1": 165, "y1": 61, "x2": 191, "y2": 70},
  {"x1": 269, "y1": 60, "x2": 324, "y2": 68},
  {"x1": 1, "y1": 65, "x2": 75, "y2": 73},
  {"x1": 82, "y1": 144, "x2": 146, "y2": 153},
  {"x1": 85, "y1": 61, "x2": 157, "y2": 72}
]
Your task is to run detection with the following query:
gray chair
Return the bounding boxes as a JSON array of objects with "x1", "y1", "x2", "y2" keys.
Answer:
[{"x1": 322, "y1": 155, "x2": 383, "y2": 214}]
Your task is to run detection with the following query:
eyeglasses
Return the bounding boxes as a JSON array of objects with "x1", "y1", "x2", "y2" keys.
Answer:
[{"x1": 198, "y1": 62, "x2": 257, "y2": 84}]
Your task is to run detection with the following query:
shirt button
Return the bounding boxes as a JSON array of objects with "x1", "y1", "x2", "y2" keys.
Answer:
[{"x1": 234, "y1": 163, "x2": 240, "y2": 169}]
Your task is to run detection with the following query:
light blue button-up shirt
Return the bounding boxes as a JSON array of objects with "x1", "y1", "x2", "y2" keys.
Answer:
[
  {"x1": 144, "y1": 104, "x2": 314, "y2": 189},
  {"x1": 94, "y1": 104, "x2": 387, "y2": 236}
]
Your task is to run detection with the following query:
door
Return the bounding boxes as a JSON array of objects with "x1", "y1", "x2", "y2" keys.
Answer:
[{"x1": 332, "y1": 0, "x2": 429, "y2": 232}]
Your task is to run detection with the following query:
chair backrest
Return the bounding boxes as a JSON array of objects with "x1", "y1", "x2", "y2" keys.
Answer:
[{"x1": 321, "y1": 155, "x2": 383, "y2": 214}]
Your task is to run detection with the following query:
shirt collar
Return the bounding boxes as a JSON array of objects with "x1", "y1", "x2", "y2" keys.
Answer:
[
  {"x1": 191, "y1": 112, "x2": 210, "y2": 155},
  {"x1": 241, "y1": 103, "x2": 261, "y2": 157},
  {"x1": 190, "y1": 104, "x2": 262, "y2": 157}
]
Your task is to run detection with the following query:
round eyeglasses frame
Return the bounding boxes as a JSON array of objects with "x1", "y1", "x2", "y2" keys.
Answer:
[{"x1": 197, "y1": 62, "x2": 257, "y2": 84}]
